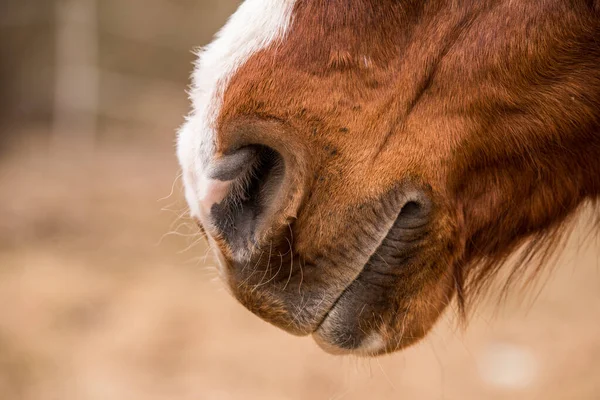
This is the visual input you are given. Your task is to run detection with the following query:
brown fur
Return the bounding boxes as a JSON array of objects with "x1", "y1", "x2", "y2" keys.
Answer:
[{"x1": 202, "y1": 0, "x2": 600, "y2": 354}]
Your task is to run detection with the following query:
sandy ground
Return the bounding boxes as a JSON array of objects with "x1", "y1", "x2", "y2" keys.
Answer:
[{"x1": 0, "y1": 130, "x2": 599, "y2": 400}]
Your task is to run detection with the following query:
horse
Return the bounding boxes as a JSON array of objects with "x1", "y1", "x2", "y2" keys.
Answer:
[{"x1": 177, "y1": 0, "x2": 600, "y2": 356}]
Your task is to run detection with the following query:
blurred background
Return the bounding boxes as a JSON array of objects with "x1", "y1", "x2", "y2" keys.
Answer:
[{"x1": 0, "y1": 1, "x2": 599, "y2": 399}]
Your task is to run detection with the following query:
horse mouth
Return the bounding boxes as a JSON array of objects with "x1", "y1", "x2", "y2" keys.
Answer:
[{"x1": 218, "y1": 190, "x2": 440, "y2": 355}]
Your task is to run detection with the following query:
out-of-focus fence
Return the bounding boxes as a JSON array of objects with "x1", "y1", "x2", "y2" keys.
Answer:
[{"x1": 0, "y1": 0, "x2": 240, "y2": 147}]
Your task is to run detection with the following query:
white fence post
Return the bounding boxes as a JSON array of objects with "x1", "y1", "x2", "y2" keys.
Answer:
[{"x1": 52, "y1": 0, "x2": 99, "y2": 151}]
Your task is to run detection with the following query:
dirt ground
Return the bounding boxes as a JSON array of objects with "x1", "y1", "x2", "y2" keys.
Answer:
[{"x1": 0, "y1": 128, "x2": 598, "y2": 400}]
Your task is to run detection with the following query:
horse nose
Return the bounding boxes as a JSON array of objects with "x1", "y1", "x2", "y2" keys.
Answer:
[{"x1": 199, "y1": 145, "x2": 287, "y2": 254}]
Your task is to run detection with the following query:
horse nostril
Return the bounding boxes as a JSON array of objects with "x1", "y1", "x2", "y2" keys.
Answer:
[
  {"x1": 208, "y1": 145, "x2": 285, "y2": 251},
  {"x1": 400, "y1": 201, "x2": 421, "y2": 218},
  {"x1": 208, "y1": 147, "x2": 260, "y2": 182},
  {"x1": 395, "y1": 195, "x2": 432, "y2": 229}
]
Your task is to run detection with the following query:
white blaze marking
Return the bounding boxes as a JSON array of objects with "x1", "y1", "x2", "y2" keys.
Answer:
[{"x1": 177, "y1": 0, "x2": 297, "y2": 221}]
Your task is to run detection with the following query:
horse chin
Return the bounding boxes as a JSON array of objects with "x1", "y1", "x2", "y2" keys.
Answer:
[
  {"x1": 310, "y1": 261, "x2": 456, "y2": 357},
  {"x1": 310, "y1": 302, "x2": 426, "y2": 357},
  {"x1": 311, "y1": 316, "x2": 392, "y2": 357},
  {"x1": 311, "y1": 330, "x2": 389, "y2": 357}
]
